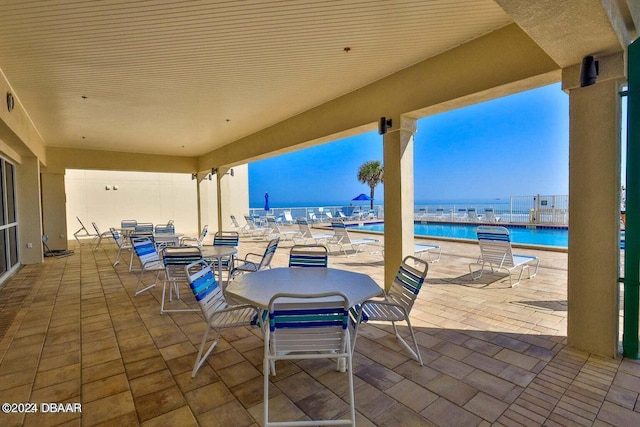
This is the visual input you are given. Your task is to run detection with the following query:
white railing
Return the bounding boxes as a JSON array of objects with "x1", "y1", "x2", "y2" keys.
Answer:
[
  {"x1": 247, "y1": 194, "x2": 569, "y2": 226},
  {"x1": 248, "y1": 205, "x2": 384, "y2": 224},
  {"x1": 414, "y1": 194, "x2": 569, "y2": 225}
]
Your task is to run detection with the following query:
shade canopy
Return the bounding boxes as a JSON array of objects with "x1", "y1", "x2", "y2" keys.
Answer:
[{"x1": 352, "y1": 193, "x2": 372, "y2": 201}]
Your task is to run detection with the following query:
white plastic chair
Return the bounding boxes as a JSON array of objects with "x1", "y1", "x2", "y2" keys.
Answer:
[
  {"x1": 264, "y1": 292, "x2": 356, "y2": 426},
  {"x1": 110, "y1": 227, "x2": 132, "y2": 267},
  {"x1": 161, "y1": 246, "x2": 203, "y2": 314},
  {"x1": 131, "y1": 236, "x2": 165, "y2": 296},
  {"x1": 186, "y1": 260, "x2": 262, "y2": 377},
  {"x1": 180, "y1": 225, "x2": 209, "y2": 248},
  {"x1": 352, "y1": 255, "x2": 429, "y2": 365},
  {"x1": 231, "y1": 237, "x2": 280, "y2": 277}
]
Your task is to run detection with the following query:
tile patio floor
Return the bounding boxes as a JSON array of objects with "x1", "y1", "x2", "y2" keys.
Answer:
[{"x1": 0, "y1": 228, "x2": 639, "y2": 426}]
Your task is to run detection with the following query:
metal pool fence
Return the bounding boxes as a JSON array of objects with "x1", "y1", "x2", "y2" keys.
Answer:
[{"x1": 248, "y1": 194, "x2": 569, "y2": 226}]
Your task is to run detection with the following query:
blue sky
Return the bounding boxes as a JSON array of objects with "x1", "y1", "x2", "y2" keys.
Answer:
[{"x1": 249, "y1": 83, "x2": 570, "y2": 208}]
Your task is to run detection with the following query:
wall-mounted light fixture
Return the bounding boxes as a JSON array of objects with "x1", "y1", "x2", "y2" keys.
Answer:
[
  {"x1": 191, "y1": 173, "x2": 197, "y2": 180},
  {"x1": 105, "y1": 185, "x2": 112, "y2": 190},
  {"x1": 6, "y1": 92, "x2": 14, "y2": 112},
  {"x1": 378, "y1": 117, "x2": 392, "y2": 135},
  {"x1": 580, "y1": 55, "x2": 599, "y2": 87}
]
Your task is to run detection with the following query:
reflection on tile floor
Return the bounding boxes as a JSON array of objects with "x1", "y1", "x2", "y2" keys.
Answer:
[{"x1": 0, "y1": 229, "x2": 639, "y2": 426}]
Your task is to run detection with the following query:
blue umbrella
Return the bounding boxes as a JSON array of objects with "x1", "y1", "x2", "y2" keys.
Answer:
[
  {"x1": 264, "y1": 192, "x2": 270, "y2": 211},
  {"x1": 352, "y1": 193, "x2": 372, "y2": 201}
]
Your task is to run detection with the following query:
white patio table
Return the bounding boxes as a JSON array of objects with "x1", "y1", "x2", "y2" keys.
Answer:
[
  {"x1": 225, "y1": 267, "x2": 382, "y2": 309},
  {"x1": 202, "y1": 246, "x2": 238, "y2": 286}
]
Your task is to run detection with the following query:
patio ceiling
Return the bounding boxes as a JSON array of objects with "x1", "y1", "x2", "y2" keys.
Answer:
[
  {"x1": 0, "y1": 1, "x2": 631, "y2": 160},
  {"x1": 0, "y1": 0, "x2": 513, "y2": 157}
]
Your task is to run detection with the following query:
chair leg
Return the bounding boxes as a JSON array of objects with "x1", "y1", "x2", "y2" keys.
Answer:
[
  {"x1": 192, "y1": 327, "x2": 221, "y2": 377},
  {"x1": 392, "y1": 319, "x2": 423, "y2": 366},
  {"x1": 135, "y1": 269, "x2": 159, "y2": 296},
  {"x1": 113, "y1": 246, "x2": 123, "y2": 266}
]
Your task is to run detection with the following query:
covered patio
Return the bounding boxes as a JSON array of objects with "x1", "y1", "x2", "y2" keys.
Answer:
[{"x1": 1, "y1": 235, "x2": 638, "y2": 426}]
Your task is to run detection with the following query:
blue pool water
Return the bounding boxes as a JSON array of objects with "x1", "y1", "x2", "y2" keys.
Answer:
[{"x1": 352, "y1": 222, "x2": 568, "y2": 248}]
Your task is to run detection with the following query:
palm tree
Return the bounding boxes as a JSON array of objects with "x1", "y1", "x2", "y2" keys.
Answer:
[{"x1": 357, "y1": 161, "x2": 384, "y2": 210}]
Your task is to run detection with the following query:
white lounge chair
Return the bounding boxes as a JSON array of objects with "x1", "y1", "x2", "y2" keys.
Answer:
[
  {"x1": 455, "y1": 208, "x2": 468, "y2": 221},
  {"x1": 330, "y1": 221, "x2": 381, "y2": 256},
  {"x1": 414, "y1": 243, "x2": 441, "y2": 263},
  {"x1": 484, "y1": 208, "x2": 500, "y2": 222},
  {"x1": 282, "y1": 210, "x2": 295, "y2": 225},
  {"x1": 469, "y1": 226, "x2": 539, "y2": 287},
  {"x1": 265, "y1": 217, "x2": 300, "y2": 241},
  {"x1": 435, "y1": 208, "x2": 445, "y2": 220},
  {"x1": 243, "y1": 215, "x2": 269, "y2": 239},
  {"x1": 467, "y1": 207, "x2": 480, "y2": 221},
  {"x1": 294, "y1": 218, "x2": 334, "y2": 244}
]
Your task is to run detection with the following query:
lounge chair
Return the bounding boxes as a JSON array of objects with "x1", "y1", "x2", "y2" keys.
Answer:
[
  {"x1": 91, "y1": 222, "x2": 113, "y2": 249},
  {"x1": 73, "y1": 216, "x2": 99, "y2": 246},
  {"x1": 469, "y1": 226, "x2": 539, "y2": 287},
  {"x1": 435, "y1": 208, "x2": 445, "y2": 220},
  {"x1": 294, "y1": 218, "x2": 334, "y2": 244},
  {"x1": 455, "y1": 208, "x2": 468, "y2": 221},
  {"x1": 416, "y1": 208, "x2": 428, "y2": 219},
  {"x1": 265, "y1": 217, "x2": 299, "y2": 241},
  {"x1": 414, "y1": 243, "x2": 441, "y2": 263},
  {"x1": 243, "y1": 215, "x2": 269, "y2": 239},
  {"x1": 330, "y1": 221, "x2": 381, "y2": 256},
  {"x1": 282, "y1": 210, "x2": 295, "y2": 225},
  {"x1": 484, "y1": 208, "x2": 500, "y2": 222},
  {"x1": 467, "y1": 207, "x2": 480, "y2": 221}
]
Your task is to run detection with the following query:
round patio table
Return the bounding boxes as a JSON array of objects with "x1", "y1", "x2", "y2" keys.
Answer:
[
  {"x1": 202, "y1": 246, "x2": 238, "y2": 286},
  {"x1": 225, "y1": 267, "x2": 382, "y2": 310}
]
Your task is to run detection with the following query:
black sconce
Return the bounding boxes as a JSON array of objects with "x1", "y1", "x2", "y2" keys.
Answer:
[
  {"x1": 580, "y1": 55, "x2": 599, "y2": 87},
  {"x1": 378, "y1": 117, "x2": 393, "y2": 135}
]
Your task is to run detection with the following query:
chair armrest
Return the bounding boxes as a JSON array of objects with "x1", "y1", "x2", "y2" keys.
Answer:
[{"x1": 235, "y1": 252, "x2": 263, "y2": 265}]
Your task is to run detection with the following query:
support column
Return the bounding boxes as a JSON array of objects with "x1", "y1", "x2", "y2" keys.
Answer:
[
  {"x1": 17, "y1": 156, "x2": 44, "y2": 264},
  {"x1": 566, "y1": 62, "x2": 623, "y2": 357},
  {"x1": 383, "y1": 116, "x2": 416, "y2": 290}
]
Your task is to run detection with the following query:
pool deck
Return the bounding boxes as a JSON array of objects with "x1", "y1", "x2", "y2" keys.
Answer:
[{"x1": 0, "y1": 228, "x2": 638, "y2": 426}]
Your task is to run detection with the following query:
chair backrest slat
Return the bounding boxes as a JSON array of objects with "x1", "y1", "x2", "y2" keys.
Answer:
[
  {"x1": 388, "y1": 256, "x2": 429, "y2": 314},
  {"x1": 214, "y1": 231, "x2": 239, "y2": 247},
  {"x1": 110, "y1": 227, "x2": 124, "y2": 247},
  {"x1": 155, "y1": 223, "x2": 175, "y2": 234},
  {"x1": 330, "y1": 222, "x2": 352, "y2": 244},
  {"x1": 289, "y1": 244, "x2": 328, "y2": 267},
  {"x1": 268, "y1": 292, "x2": 349, "y2": 354},
  {"x1": 186, "y1": 261, "x2": 228, "y2": 318},
  {"x1": 163, "y1": 246, "x2": 203, "y2": 283},
  {"x1": 259, "y1": 238, "x2": 280, "y2": 270},
  {"x1": 132, "y1": 236, "x2": 160, "y2": 264},
  {"x1": 135, "y1": 222, "x2": 154, "y2": 233},
  {"x1": 476, "y1": 226, "x2": 515, "y2": 267}
]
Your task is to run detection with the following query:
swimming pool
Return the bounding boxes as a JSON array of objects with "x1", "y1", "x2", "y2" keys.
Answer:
[{"x1": 351, "y1": 222, "x2": 569, "y2": 247}]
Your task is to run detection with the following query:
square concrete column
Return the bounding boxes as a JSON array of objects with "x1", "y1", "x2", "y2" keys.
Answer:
[
  {"x1": 567, "y1": 77, "x2": 622, "y2": 357},
  {"x1": 18, "y1": 156, "x2": 44, "y2": 264},
  {"x1": 383, "y1": 116, "x2": 416, "y2": 290}
]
